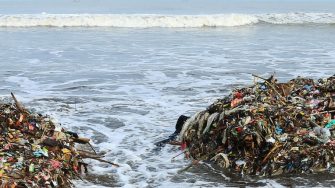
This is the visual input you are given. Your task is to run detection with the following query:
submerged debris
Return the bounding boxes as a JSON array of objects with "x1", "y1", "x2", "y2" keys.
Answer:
[
  {"x1": 175, "y1": 74, "x2": 335, "y2": 176},
  {"x1": 0, "y1": 93, "x2": 118, "y2": 187}
]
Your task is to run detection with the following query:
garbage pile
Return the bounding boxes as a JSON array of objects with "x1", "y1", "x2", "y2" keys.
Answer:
[
  {"x1": 177, "y1": 74, "x2": 335, "y2": 176},
  {"x1": 0, "y1": 93, "x2": 117, "y2": 187}
]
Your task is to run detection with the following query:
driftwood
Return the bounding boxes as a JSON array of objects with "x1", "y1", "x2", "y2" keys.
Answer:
[
  {"x1": 11, "y1": 92, "x2": 26, "y2": 113},
  {"x1": 78, "y1": 150, "x2": 120, "y2": 167}
]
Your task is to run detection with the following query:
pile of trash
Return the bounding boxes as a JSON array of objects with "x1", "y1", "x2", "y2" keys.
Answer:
[
  {"x1": 177, "y1": 74, "x2": 335, "y2": 176},
  {"x1": 0, "y1": 93, "x2": 118, "y2": 187}
]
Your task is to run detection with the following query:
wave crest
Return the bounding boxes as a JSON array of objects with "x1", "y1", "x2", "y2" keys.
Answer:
[{"x1": 0, "y1": 13, "x2": 334, "y2": 27}]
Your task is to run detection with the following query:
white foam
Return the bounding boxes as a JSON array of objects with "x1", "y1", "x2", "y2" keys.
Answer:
[
  {"x1": 258, "y1": 12, "x2": 335, "y2": 24},
  {"x1": 6, "y1": 76, "x2": 41, "y2": 95},
  {"x1": 0, "y1": 13, "x2": 254, "y2": 27},
  {"x1": 254, "y1": 179, "x2": 287, "y2": 188},
  {"x1": 0, "y1": 13, "x2": 334, "y2": 27}
]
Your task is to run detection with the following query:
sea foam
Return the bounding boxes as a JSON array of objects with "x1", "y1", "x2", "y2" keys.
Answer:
[{"x1": 0, "y1": 13, "x2": 334, "y2": 27}]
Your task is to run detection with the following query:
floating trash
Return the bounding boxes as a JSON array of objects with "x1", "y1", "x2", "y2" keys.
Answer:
[
  {"x1": 0, "y1": 93, "x2": 118, "y2": 187},
  {"x1": 171, "y1": 74, "x2": 335, "y2": 176}
]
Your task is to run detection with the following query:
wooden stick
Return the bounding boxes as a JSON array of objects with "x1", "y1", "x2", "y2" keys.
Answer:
[
  {"x1": 308, "y1": 119, "x2": 321, "y2": 127},
  {"x1": 171, "y1": 151, "x2": 186, "y2": 160},
  {"x1": 311, "y1": 109, "x2": 335, "y2": 116},
  {"x1": 252, "y1": 74, "x2": 286, "y2": 103},
  {"x1": 89, "y1": 157, "x2": 120, "y2": 167},
  {"x1": 168, "y1": 140, "x2": 182, "y2": 146},
  {"x1": 88, "y1": 142, "x2": 97, "y2": 155},
  {"x1": 78, "y1": 150, "x2": 102, "y2": 159},
  {"x1": 261, "y1": 143, "x2": 283, "y2": 165},
  {"x1": 78, "y1": 151, "x2": 120, "y2": 167},
  {"x1": 73, "y1": 137, "x2": 90, "y2": 144},
  {"x1": 77, "y1": 149, "x2": 102, "y2": 156},
  {"x1": 11, "y1": 92, "x2": 25, "y2": 113}
]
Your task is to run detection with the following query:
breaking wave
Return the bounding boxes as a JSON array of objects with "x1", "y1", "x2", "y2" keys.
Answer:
[{"x1": 0, "y1": 13, "x2": 334, "y2": 27}]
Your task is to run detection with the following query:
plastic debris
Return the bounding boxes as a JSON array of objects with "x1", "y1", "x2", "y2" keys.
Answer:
[
  {"x1": 174, "y1": 74, "x2": 335, "y2": 176},
  {"x1": 0, "y1": 93, "x2": 118, "y2": 187}
]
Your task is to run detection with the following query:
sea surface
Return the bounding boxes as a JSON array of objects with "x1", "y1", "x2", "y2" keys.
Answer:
[{"x1": 1, "y1": 0, "x2": 335, "y2": 187}]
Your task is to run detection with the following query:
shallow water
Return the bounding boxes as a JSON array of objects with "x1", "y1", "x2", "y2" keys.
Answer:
[{"x1": 0, "y1": 24, "x2": 335, "y2": 187}]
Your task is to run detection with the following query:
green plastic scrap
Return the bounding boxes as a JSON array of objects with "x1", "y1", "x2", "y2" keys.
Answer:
[{"x1": 325, "y1": 119, "x2": 335, "y2": 129}]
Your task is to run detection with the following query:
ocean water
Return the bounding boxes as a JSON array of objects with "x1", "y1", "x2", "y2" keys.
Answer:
[{"x1": 1, "y1": 0, "x2": 335, "y2": 187}]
